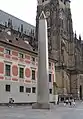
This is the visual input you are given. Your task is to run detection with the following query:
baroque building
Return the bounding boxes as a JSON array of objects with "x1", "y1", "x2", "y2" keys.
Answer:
[
  {"x1": 0, "y1": 28, "x2": 56, "y2": 104},
  {"x1": 0, "y1": 0, "x2": 83, "y2": 103},
  {"x1": 0, "y1": 10, "x2": 57, "y2": 104},
  {"x1": 36, "y1": 0, "x2": 83, "y2": 99}
]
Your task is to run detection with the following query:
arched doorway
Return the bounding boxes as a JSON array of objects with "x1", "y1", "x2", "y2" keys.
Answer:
[{"x1": 80, "y1": 85, "x2": 82, "y2": 100}]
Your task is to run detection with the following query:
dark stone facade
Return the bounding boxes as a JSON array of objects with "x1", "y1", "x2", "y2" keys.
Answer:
[{"x1": 36, "y1": 0, "x2": 83, "y2": 99}]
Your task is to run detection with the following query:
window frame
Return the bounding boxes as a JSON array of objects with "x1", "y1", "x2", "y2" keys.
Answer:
[
  {"x1": 32, "y1": 70, "x2": 35, "y2": 80},
  {"x1": 5, "y1": 49, "x2": 11, "y2": 55},
  {"x1": 32, "y1": 57, "x2": 35, "y2": 62},
  {"x1": 19, "y1": 53, "x2": 24, "y2": 59},
  {"x1": 32, "y1": 87, "x2": 36, "y2": 93},
  {"x1": 5, "y1": 84, "x2": 10, "y2": 92},
  {"x1": 49, "y1": 89, "x2": 52, "y2": 94},
  {"x1": 19, "y1": 86, "x2": 24, "y2": 92},
  {"x1": 5, "y1": 64, "x2": 11, "y2": 76},
  {"x1": 19, "y1": 67, "x2": 24, "y2": 78},
  {"x1": 26, "y1": 87, "x2": 31, "y2": 93},
  {"x1": 49, "y1": 74, "x2": 52, "y2": 82},
  {"x1": 49, "y1": 62, "x2": 51, "y2": 67}
]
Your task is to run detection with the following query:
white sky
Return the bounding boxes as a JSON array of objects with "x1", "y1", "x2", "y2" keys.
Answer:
[{"x1": 0, "y1": 0, "x2": 83, "y2": 38}]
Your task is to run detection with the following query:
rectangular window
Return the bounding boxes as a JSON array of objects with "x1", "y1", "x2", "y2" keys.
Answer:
[
  {"x1": 5, "y1": 64, "x2": 11, "y2": 76},
  {"x1": 5, "y1": 85, "x2": 10, "y2": 92},
  {"x1": 32, "y1": 57, "x2": 35, "y2": 62},
  {"x1": 19, "y1": 67, "x2": 24, "y2": 78},
  {"x1": 49, "y1": 89, "x2": 52, "y2": 94},
  {"x1": 5, "y1": 49, "x2": 11, "y2": 55},
  {"x1": 19, "y1": 86, "x2": 24, "y2": 92},
  {"x1": 49, "y1": 74, "x2": 52, "y2": 82},
  {"x1": 32, "y1": 70, "x2": 35, "y2": 80},
  {"x1": 19, "y1": 53, "x2": 24, "y2": 58},
  {"x1": 49, "y1": 62, "x2": 51, "y2": 67},
  {"x1": 32, "y1": 87, "x2": 36, "y2": 93},
  {"x1": 26, "y1": 88, "x2": 31, "y2": 93}
]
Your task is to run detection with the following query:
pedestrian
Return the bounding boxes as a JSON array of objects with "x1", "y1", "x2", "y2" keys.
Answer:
[
  {"x1": 57, "y1": 97, "x2": 59, "y2": 105},
  {"x1": 65, "y1": 98, "x2": 69, "y2": 105},
  {"x1": 69, "y1": 98, "x2": 72, "y2": 106},
  {"x1": 8, "y1": 98, "x2": 12, "y2": 107},
  {"x1": 69, "y1": 101, "x2": 72, "y2": 106},
  {"x1": 8, "y1": 98, "x2": 14, "y2": 107},
  {"x1": 64, "y1": 100, "x2": 66, "y2": 106},
  {"x1": 72, "y1": 99, "x2": 75, "y2": 106}
]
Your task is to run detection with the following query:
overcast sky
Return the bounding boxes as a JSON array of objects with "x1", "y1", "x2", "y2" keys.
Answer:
[{"x1": 0, "y1": 0, "x2": 83, "y2": 38}]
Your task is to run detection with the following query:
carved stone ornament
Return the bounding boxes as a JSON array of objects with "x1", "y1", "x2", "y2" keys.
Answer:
[{"x1": 46, "y1": 10, "x2": 50, "y2": 17}]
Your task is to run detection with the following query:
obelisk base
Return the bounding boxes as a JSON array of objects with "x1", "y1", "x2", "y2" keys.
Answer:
[{"x1": 32, "y1": 103, "x2": 50, "y2": 109}]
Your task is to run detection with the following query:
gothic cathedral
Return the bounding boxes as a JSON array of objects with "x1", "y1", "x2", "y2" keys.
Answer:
[{"x1": 36, "y1": 0, "x2": 83, "y2": 99}]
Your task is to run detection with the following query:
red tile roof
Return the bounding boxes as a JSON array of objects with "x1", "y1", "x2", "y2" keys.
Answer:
[{"x1": 0, "y1": 30, "x2": 34, "y2": 53}]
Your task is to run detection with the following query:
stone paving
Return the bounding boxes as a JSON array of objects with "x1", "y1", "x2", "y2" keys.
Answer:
[{"x1": 0, "y1": 101, "x2": 83, "y2": 119}]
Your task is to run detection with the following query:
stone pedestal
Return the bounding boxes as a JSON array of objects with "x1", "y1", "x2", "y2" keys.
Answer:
[{"x1": 32, "y1": 103, "x2": 50, "y2": 109}]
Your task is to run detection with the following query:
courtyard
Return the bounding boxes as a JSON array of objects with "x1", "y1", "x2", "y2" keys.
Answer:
[{"x1": 0, "y1": 101, "x2": 83, "y2": 119}]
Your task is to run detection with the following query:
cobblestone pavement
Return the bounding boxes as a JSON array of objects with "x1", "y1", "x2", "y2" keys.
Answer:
[{"x1": 0, "y1": 101, "x2": 83, "y2": 119}]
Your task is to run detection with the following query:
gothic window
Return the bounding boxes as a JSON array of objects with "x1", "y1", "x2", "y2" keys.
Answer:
[
  {"x1": 54, "y1": 10, "x2": 56, "y2": 16},
  {"x1": 59, "y1": 10, "x2": 63, "y2": 19},
  {"x1": 47, "y1": 17, "x2": 50, "y2": 27},
  {"x1": 62, "y1": 19, "x2": 64, "y2": 28},
  {"x1": 60, "y1": 19, "x2": 63, "y2": 28},
  {"x1": 61, "y1": 49, "x2": 64, "y2": 62},
  {"x1": 63, "y1": 17, "x2": 67, "y2": 31},
  {"x1": 68, "y1": 20, "x2": 70, "y2": 32},
  {"x1": 53, "y1": 30, "x2": 56, "y2": 36}
]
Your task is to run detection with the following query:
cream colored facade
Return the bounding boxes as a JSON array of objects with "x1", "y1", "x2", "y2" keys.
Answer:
[{"x1": 0, "y1": 31, "x2": 56, "y2": 103}]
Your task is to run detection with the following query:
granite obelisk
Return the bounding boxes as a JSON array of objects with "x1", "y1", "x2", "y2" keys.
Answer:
[{"x1": 32, "y1": 11, "x2": 50, "y2": 109}]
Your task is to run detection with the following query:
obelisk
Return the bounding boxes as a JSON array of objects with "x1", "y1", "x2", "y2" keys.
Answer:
[{"x1": 32, "y1": 11, "x2": 50, "y2": 109}]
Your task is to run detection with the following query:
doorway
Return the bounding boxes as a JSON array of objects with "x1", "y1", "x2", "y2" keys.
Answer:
[{"x1": 80, "y1": 85, "x2": 82, "y2": 100}]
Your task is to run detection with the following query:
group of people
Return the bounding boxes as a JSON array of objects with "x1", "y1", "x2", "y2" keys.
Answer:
[
  {"x1": 64, "y1": 98, "x2": 76, "y2": 106},
  {"x1": 57, "y1": 96, "x2": 76, "y2": 107}
]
